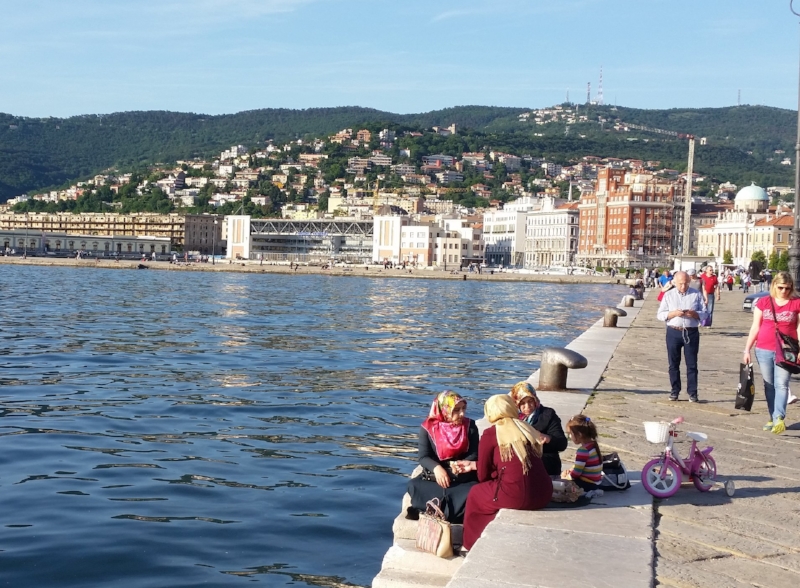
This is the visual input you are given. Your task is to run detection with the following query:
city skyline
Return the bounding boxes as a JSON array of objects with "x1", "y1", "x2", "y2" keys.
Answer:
[{"x1": 1, "y1": 0, "x2": 799, "y2": 118}]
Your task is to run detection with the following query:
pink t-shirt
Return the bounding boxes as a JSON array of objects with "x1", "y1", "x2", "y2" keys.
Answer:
[{"x1": 755, "y1": 296, "x2": 800, "y2": 351}]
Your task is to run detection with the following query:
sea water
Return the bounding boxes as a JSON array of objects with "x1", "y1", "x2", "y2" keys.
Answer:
[{"x1": 0, "y1": 265, "x2": 621, "y2": 587}]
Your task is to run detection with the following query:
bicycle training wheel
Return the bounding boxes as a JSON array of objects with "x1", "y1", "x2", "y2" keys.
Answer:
[
  {"x1": 641, "y1": 458, "x2": 682, "y2": 498},
  {"x1": 692, "y1": 454, "x2": 717, "y2": 492}
]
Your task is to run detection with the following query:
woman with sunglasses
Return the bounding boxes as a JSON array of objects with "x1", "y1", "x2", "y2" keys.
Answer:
[{"x1": 743, "y1": 271, "x2": 800, "y2": 434}]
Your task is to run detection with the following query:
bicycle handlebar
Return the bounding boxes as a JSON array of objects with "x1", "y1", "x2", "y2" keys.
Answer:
[{"x1": 671, "y1": 417, "x2": 684, "y2": 425}]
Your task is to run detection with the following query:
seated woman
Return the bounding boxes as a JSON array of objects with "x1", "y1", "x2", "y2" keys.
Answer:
[
  {"x1": 509, "y1": 382, "x2": 568, "y2": 476},
  {"x1": 462, "y1": 395, "x2": 553, "y2": 550},
  {"x1": 407, "y1": 391, "x2": 479, "y2": 523}
]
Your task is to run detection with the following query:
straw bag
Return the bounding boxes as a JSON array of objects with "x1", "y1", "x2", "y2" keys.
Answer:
[{"x1": 416, "y1": 498, "x2": 453, "y2": 558}]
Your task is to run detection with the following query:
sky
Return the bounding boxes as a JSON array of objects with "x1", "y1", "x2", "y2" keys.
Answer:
[{"x1": 2, "y1": 0, "x2": 800, "y2": 118}]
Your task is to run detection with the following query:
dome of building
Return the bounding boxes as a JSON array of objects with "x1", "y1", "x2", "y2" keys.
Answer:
[{"x1": 734, "y1": 183, "x2": 769, "y2": 202}]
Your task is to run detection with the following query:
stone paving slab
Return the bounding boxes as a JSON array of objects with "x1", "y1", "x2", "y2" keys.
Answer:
[{"x1": 583, "y1": 289, "x2": 800, "y2": 588}]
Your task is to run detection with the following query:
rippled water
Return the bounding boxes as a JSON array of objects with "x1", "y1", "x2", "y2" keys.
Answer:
[{"x1": 0, "y1": 265, "x2": 621, "y2": 587}]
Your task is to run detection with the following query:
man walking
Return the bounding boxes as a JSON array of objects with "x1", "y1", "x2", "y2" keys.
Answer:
[
  {"x1": 698, "y1": 265, "x2": 720, "y2": 325},
  {"x1": 657, "y1": 271, "x2": 708, "y2": 402}
]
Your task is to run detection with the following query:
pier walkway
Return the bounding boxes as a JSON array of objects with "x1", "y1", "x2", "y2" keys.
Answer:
[{"x1": 376, "y1": 289, "x2": 800, "y2": 587}]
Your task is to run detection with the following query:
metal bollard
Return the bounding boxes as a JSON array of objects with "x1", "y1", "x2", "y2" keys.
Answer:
[
  {"x1": 538, "y1": 347, "x2": 588, "y2": 391},
  {"x1": 623, "y1": 295, "x2": 635, "y2": 308},
  {"x1": 603, "y1": 307, "x2": 627, "y2": 327}
]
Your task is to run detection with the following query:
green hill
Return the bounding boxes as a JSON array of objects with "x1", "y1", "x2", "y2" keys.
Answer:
[{"x1": 0, "y1": 104, "x2": 795, "y2": 202}]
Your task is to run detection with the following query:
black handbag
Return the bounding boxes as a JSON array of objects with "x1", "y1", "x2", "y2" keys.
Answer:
[
  {"x1": 769, "y1": 297, "x2": 800, "y2": 374},
  {"x1": 735, "y1": 362, "x2": 755, "y2": 411},
  {"x1": 600, "y1": 452, "x2": 630, "y2": 491}
]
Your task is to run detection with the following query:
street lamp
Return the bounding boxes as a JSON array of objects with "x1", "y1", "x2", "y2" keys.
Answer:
[
  {"x1": 212, "y1": 218, "x2": 218, "y2": 265},
  {"x1": 789, "y1": 1, "x2": 800, "y2": 284}
]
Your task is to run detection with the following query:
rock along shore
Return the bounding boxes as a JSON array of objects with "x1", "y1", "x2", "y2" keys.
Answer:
[{"x1": 0, "y1": 256, "x2": 626, "y2": 285}]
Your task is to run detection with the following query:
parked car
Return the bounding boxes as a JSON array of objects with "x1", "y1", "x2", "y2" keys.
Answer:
[{"x1": 742, "y1": 291, "x2": 769, "y2": 312}]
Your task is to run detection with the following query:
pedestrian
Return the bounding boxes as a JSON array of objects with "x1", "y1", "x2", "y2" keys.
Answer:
[
  {"x1": 742, "y1": 271, "x2": 800, "y2": 435},
  {"x1": 726, "y1": 272, "x2": 734, "y2": 291},
  {"x1": 698, "y1": 265, "x2": 720, "y2": 325},
  {"x1": 656, "y1": 270, "x2": 707, "y2": 402},
  {"x1": 659, "y1": 270, "x2": 671, "y2": 287},
  {"x1": 742, "y1": 272, "x2": 751, "y2": 294}
]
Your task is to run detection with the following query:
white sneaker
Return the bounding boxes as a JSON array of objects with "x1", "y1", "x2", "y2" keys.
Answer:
[{"x1": 789, "y1": 392, "x2": 798, "y2": 405}]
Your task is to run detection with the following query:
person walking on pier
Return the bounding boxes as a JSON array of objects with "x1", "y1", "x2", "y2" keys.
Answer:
[
  {"x1": 743, "y1": 271, "x2": 800, "y2": 435},
  {"x1": 657, "y1": 271, "x2": 707, "y2": 402},
  {"x1": 699, "y1": 265, "x2": 720, "y2": 325}
]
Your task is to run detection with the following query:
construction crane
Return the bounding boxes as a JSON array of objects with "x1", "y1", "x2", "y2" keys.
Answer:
[{"x1": 619, "y1": 121, "x2": 697, "y2": 255}]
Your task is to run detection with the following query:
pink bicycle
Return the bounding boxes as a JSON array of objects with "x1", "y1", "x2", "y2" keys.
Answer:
[{"x1": 641, "y1": 417, "x2": 735, "y2": 498}]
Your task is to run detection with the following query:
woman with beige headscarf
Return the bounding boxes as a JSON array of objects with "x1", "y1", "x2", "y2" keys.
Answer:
[{"x1": 462, "y1": 395, "x2": 553, "y2": 550}]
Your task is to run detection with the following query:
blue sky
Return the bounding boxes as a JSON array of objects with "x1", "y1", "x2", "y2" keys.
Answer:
[{"x1": 1, "y1": 0, "x2": 798, "y2": 117}]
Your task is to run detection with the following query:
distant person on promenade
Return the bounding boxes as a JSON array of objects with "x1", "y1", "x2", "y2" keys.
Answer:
[
  {"x1": 407, "y1": 391, "x2": 479, "y2": 523},
  {"x1": 659, "y1": 270, "x2": 671, "y2": 287},
  {"x1": 743, "y1": 271, "x2": 800, "y2": 435},
  {"x1": 657, "y1": 270, "x2": 707, "y2": 402},
  {"x1": 462, "y1": 395, "x2": 551, "y2": 551},
  {"x1": 699, "y1": 265, "x2": 720, "y2": 325},
  {"x1": 508, "y1": 381, "x2": 568, "y2": 476}
]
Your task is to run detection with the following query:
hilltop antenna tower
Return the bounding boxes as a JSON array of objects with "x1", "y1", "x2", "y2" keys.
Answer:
[
  {"x1": 586, "y1": 82, "x2": 591, "y2": 104},
  {"x1": 566, "y1": 89, "x2": 570, "y2": 104},
  {"x1": 598, "y1": 66, "x2": 604, "y2": 106}
]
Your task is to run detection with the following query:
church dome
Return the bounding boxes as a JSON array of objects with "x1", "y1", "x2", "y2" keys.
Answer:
[{"x1": 734, "y1": 183, "x2": 769, "y2": 202}]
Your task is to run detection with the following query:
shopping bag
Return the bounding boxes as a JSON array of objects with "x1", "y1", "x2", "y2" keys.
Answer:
[
  {"x1": 735, "y1": 362, "x2": 755, "y2": 411},
  {"x1": 415, "y1": 498, "x2": 453, "y2": 558},
  {"x1": 700, "y1": 314, "x2": 712, "y2": 327},
  {"x1": 600, "y1": 452, "x2": 631, "y2": 490}
]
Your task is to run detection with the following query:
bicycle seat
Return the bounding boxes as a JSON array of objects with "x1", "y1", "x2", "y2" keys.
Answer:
[{"x1": 686, "y1": 431, "x2": 707, "y2": 442}]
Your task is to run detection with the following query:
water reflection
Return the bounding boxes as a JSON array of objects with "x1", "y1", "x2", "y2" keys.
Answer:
[{"x1": 0, "y1": 265, "x2": 621, "y2": 587}]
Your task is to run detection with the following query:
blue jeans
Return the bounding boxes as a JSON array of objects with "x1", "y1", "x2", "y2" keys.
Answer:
[
  {"x1": 666, "y1": 327, "x2": 699, "y2": 398},
  {"x1": 706, "y1": 295, "x2": 715, "y2": 318},
  {"x1": 754, "y1": 347, "x2": 789, "y2": 421}
]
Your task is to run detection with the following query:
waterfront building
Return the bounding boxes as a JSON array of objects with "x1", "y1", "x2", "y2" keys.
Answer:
[
  {"x1": 524, "y1": 197, "x2": 579, "y2": 268},
  {"x1": 483, "y1": 196, "x2": 542, "y2": 267},
  {"x1": 227, "y1": 215, "x2": 373, "y2": 263},
  {"x1": 0, "y1": 212, "x2": 188, "y2": 248},
  {"x1": 576, "y1": 167, "x2": 685, "y2": 268},
  {"x1": 695, "y1": 183, "x2": 792, "y2": 266},
  {"x1": 0, "y1": 228, "x2": 170, "y2": 256},
  {"x1": 183, "y1": 214, "x2": 224, "y2": 255}
]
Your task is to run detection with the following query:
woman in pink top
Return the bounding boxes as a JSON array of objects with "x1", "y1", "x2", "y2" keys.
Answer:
[{"x1": 743, "y1": 271, "x2": 800, "y2": 434}]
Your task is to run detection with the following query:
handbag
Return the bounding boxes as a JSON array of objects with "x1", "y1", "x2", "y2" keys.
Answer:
[
  {"x1": 769, "y1": 297, "x2": 800, "y2": 374},
  {"x1": 600, "y1": 452, "x2": 631, "y2": 490},
  {"x1": 415, "y1": 498, "x2": 453, "y2": 558},
  {"x1": 735, "y1": 362, "x2": 755, "y2": 411}
]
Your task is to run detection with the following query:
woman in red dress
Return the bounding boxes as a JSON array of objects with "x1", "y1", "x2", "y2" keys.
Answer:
[{"x1": 462, "y1": 395, "x2": 553, "y2": 550}]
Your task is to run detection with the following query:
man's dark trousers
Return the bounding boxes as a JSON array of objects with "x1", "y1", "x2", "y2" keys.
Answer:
[{"x1": 666, "y1": 326, "x2": 699, "y2": 399}]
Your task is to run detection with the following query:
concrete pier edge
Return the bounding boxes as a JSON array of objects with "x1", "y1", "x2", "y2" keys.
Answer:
[{"x1": 373, "y1": 292, "x2": 653, "y2": 588}]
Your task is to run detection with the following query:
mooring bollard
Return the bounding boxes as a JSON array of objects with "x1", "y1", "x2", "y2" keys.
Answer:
[
  {"x1": 538, "y1": 347, "x2": 588, "y2": 391},
  {"x1": 623, "y1": 295, "x2": 635, "y2": 308},
  {"x1": 603, "y1": 307, "x2": 627, "y2": 327}
]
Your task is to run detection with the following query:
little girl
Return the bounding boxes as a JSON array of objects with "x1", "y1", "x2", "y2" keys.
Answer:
[{"x1": 563, "y1": 414, "x2": 602, "y2": 491}]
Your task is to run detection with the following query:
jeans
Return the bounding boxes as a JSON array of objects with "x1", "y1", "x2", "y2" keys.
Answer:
[
  {"x1": 754, "y1": 347, "x2": 790, "y2": 421},
  {"x1": 666, "y1": 327, "x2": 700, "y2": 398},
  {"x1": 706, "y1": 295, "x2": 715, "y2": 318}
]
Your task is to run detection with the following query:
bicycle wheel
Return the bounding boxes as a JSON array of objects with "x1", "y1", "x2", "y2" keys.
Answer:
[
  {"x1": 692, "y1": 454, "x2": 717, "y2": 492},
  {"x1": 641, "y1": 458, "x2": 682, "y2": 498}
]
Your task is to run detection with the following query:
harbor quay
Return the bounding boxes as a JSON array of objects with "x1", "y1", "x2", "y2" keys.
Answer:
[
  {"x1": 0, "y1": 256, "x2": 626, "y2": 285},
  {"x1": 375, "y1": 289, "x2": 800, "y2": 587}
]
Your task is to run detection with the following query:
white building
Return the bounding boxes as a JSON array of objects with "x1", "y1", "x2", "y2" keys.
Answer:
[
  {"x1": 483, "y1": 197, "x2": 542, "y2": 266},
  {"x1": 524, "y1": 197, "x2": 580, "y2": 268}
]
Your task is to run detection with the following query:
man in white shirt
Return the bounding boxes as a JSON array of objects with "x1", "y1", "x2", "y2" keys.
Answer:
[{"x1": 657, "y1": 271, "x2": 708, "y2": 402}]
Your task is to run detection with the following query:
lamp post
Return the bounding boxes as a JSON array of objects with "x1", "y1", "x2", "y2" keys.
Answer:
[
  {"x1": 24, "y1": 213, "x2": 28, "y2": 258},
  {"x1": 789, "y1": 1, "x2": 800, "y2": 284},
  {"x1": 212, "y1": 218, "x2": 218, "y2": 265}
]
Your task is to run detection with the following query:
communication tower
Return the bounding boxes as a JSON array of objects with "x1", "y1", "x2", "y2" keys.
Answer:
[
  {"x1": 597, "y1": 66, "x2": 604, "y2": 106},
  {"x1": 586, "y1": 82, "x2": 591, "y2": 104}
]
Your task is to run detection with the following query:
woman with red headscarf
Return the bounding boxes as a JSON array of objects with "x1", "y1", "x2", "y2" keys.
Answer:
[{"x1": 406, "y1": 391, "x2": 479, "y2": 523}]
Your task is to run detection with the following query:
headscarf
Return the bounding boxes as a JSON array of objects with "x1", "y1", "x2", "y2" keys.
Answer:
[
  {"x1": 421, "y1": 391, "x2": 470, "y2": 461},
  {"x1": 509, "y1": 381, "x2": 542, "y2": 425},
  {"x1": 485, "y1": 394, "x2": 542, "y2": 474}
]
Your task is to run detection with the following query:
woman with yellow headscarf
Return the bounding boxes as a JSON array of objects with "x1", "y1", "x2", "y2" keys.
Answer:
[{"x1": 462, "y1": 395, "x2": 553, "y2": 550}]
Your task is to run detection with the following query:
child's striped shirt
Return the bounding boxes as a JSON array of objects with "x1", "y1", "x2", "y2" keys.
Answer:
[{"x1": 569, "y1": 443, "x2": 602, "y2": 485}]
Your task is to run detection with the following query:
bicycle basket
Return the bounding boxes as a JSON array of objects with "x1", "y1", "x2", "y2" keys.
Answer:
[{"x1": 643, "y1": 421, "x2": 671, "y2": 444}]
